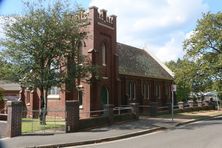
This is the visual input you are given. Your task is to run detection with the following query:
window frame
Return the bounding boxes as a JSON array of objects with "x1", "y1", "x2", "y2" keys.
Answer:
[
  {"x1": 48, "y1": 86, "x2": 60, "y2": 100},
  {"x1": 101, "y1": 43, "x2": 106, "y2": 66}
]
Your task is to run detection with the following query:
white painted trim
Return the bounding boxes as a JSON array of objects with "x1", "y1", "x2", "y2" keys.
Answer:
[{"x1": 48, "y1": 95, "x2": 60, "y2": 99}]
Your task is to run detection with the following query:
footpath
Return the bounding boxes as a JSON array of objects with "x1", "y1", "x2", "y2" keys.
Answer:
[{"x1": 1, "y1": 110, "x2": 222, "y2": 148}]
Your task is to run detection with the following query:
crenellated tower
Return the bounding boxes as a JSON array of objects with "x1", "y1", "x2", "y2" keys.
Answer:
[{"x1": 80, "y1": 6, "x2": 119, "y2": 115}]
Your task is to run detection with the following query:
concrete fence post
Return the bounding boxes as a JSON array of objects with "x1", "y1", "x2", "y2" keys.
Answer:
[
  {"x1": 197, "y1": 100, "x2": 202, "y2": 107},
  {"x1": 188, "y1": 100, "x2": 194, "y2": 108},
  {"x1": 7, "y1": 101, "x2": 22, "y2": 137},
  {"x1": 65, "y1": 100, "x2": 79, "y2": 132},
  {"x1": 104, "y1": 104, "x2": 114, "y2": 124},
  {"x1": 178, "y1": 101, "x2": 184, "y2": 110},
  {"x1": 130, "y1": 103, "x2": 139, "y2": 119}
]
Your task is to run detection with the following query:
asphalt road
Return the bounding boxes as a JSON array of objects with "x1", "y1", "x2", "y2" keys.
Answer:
[{"x1": 73, "y1": 117, "x2": 222, "y2": 148}]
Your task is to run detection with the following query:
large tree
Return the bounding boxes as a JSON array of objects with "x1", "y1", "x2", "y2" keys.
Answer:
[
  {"x1": 0, "y1": 56, "x2": 20, "y2": 82},
  {"x1": 0, "y1": 0, "x2": 93, "y2": 124},
  {"x1": 166, "y1": 59, "x2": 197, "y2": 101},
  {"x1": 184, "y1": 12, "x2": 222, "y2": 95}
]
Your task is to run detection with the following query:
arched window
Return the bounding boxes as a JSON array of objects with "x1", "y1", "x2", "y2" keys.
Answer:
[
  {"x1": 101, "y1": 86, "x2": 109, "y2": 105},
  {"x1": 101, "y1": 43, "x2": 106, "y2": 66}
]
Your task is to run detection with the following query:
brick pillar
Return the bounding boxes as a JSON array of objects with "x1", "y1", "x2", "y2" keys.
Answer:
[
  {"x1": 104, "y1": 104, "x2": 114, "y2": 124},
  {"x1": 130, "y1": 103, "x2": 139, "y2": 119},
  {"x1": 7, "y1": 101, "x2": 22, "y2": 137},
  {"x1": 65, "y1": 100, "x2": 79, "y2": 132}
]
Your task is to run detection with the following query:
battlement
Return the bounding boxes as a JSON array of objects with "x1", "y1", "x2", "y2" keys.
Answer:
[
  {"x1": 89, "y1": 6, "x2": 116, "y2": 28},
  {"x1": 98, "y1": 9, "x2": 116, "y2": 24}
]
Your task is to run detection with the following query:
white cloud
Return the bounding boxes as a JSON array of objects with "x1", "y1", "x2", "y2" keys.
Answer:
[
  {"x1": 89, "y1": 0, "x2": 209, "y2": 62},
  {"x1": 151, "y1": 32, "x2": 186, "y2": 62}
]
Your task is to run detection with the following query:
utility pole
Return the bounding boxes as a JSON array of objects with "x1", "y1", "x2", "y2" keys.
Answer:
[{"x1": 171, "y1": 84, "x2": 176, "y2": 122}]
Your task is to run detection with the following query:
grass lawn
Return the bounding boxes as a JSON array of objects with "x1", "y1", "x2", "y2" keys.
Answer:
[{"x1": 22, "y1": 118, "x2": 65, "y2": 133}]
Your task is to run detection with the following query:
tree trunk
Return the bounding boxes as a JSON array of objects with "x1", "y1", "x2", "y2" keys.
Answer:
[{"x1": 39, "y1": 87, "x2": 48, "y2": 125}]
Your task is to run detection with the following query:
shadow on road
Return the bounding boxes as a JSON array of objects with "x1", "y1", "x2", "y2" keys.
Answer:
[{"x1": 177, "y1": 117, "x2": 222, "y2": 130}]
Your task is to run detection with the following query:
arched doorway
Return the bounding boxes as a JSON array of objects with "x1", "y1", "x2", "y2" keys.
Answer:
[{"x1": 100, "y1": 86, "x2": 109, "y2": 106}]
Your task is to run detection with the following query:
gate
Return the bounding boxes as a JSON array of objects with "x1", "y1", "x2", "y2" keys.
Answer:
[{"x1": 22, "y1": 109, "x2": 66, "y2": 135}]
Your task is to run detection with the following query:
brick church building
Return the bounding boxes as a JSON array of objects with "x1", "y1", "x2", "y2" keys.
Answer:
[{"x1": 21, "y1": 6, "x2": 174, "y2": 118}]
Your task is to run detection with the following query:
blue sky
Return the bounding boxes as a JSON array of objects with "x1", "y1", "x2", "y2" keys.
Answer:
[{"x1": 0, "y1": 0, "x2": 222, "y2": 62}]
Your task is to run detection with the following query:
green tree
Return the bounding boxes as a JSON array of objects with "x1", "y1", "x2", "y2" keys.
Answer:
[
  {"x1": 0, "y1": 0, "x2": 94, "y2": 124},
  {"x1": 184, "y1": 12, "x2": 222, "y2": 94},
  {"x1": 166, "y1": 59, "x2": 198, "y2": 102},
  {"x1": 0, "y1": 56, "x2": 20, "y2": 82}
]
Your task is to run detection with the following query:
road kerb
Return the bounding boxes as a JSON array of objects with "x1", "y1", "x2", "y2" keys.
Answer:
[
  {"x1": 28, "y1": 127, "x2": 165, "y2": 148},
  {"x1": 26, "y1": 114, "x2": 222, "y2": 148}
]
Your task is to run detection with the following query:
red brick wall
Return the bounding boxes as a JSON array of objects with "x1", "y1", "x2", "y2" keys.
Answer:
[{"x1": 119, "y1": 74, "x2": 172, "y2": 107}]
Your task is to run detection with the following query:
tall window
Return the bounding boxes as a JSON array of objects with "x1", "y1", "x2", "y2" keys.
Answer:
[
  {"x1": 102, "y1": 43, "x2": 106, "y2": 66},
  {"x1": 128, "y1": 82, "x2": 132, "y2": 100},
  {"x1": 48, "y1": 86, "x2": 60, "y2": 99},
  {"x1": 128, "y1": 81, "x2": 136, "y2": 100},
  {"x1": 48, "y1": 86, "x2": 60, "y2": 95},
  {"x1": 47, "y1": 60, "x2": 60, "y2": 99},
  {"x1": 155, "y1": 84, "x2": 159, "y2": 98},
  {"x1": 143, "y1": 83, "x2": 150, "y2": 100},
  {"x1": 143, "y1": 83, "x2": 146, "y2": 100},
  {"x1": 78, "y1": 91, "x2": 83, "y2": 108},
  {"x1": 155, "y1": 84, "x2": 161, "y2": 99},
  {"x1": 133, "y1": 83, "x2": 136, "y2": 100}
]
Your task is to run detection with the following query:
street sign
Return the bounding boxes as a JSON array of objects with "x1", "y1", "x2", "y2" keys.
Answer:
[{"x1": 171, "y1": 84, "x2": 176, "y2": 92}]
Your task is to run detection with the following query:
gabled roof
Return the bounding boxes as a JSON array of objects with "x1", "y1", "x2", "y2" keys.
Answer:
[
  {"x1": 0, "y1": 80, "x2": 20, "y2": 91},
  {"x1": 117, "y1": 43, "x2": 174, "y2": 80}
]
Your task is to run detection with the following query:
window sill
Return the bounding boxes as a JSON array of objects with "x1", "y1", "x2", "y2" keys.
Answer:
[{"x1": 48, "y1": 95, "x2": 60, "y2": 100}]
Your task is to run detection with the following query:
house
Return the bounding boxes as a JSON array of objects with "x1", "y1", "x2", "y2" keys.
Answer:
[
  {"x1": 21, "y1": 6, "x2": 174, "y2": 118},
  {"x1": 0, "y1": 80, "x2": 20, "y2": 113}
]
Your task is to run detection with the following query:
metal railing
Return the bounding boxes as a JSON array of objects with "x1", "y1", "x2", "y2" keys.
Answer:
[
  {"x1": 80, "y1": 106, "x2": 133, "y2": 118},
  {"x1": 22, "y1": 109, "x2": 66, "y2": 135},
  {"x1": 113, "y1": 106, "x2": 132, "y2": 115}
]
